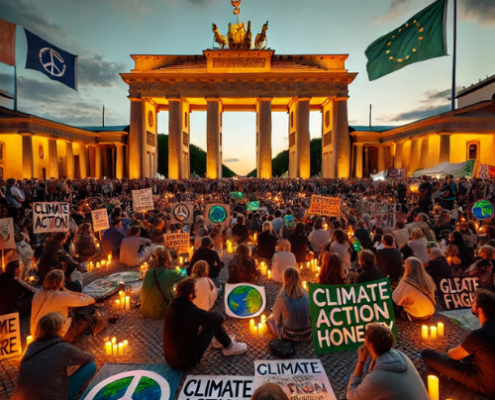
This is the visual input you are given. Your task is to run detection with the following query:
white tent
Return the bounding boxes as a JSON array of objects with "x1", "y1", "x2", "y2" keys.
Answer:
[{"x1": 412, "y1": 160, "x2": 474, "y2": 178}]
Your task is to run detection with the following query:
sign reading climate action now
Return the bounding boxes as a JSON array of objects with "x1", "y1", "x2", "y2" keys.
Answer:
[
  {"x1": 32, "y1": 202, "x2": 70, "y2": 234},
  {"x1": 308, "y1": 196, "x2": 341, "y2": 217},
  {"x1": 309, "y1": 278, "x2": 397, "y2": 354}
]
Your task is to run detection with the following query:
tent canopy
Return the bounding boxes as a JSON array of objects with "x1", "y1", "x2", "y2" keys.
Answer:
[{"x1": 412, "y1": 160, "x2": 474, "y2": 178}]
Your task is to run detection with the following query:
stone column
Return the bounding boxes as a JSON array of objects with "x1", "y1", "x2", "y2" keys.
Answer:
[
  {"x1": 206, "y1": 98, "x2": 222, "y2": 179},
  {"x1": 409, "y1": 139, "x2": 420, "y2": 174},
  {"x1": 377, "y1": 146, "x2": 385, "y2": 172},
  {"x1": 48, "y1": 137, "x2": 58, "y2": 179},
  {"x1": 257, "y1": 98, "x2": 272, "y2": 178},
  {"x1": 20, "y1": 133, "x2": 34, "y2": 179},
  {"x1": 128, "y1": 99, "x2": 144, "y2": 179},
  {"x1": 65, "y1": 141, "x2": 74, "y2": 179},
  {"x1": 333, "y1": 99, "x2": 351, "y2": 178},
  {"x1": 168, "y1": 99, "x2": 182, "y2": 180},
  {"x1": 95, "y1": 146, "x2": 102, "y2": 178},
  {"x1": 88, "y1": 146, "x2": 95, "y2": 177},
  {"x1": 296, "y1": 98, "x2": 311, "y2": 178},
  {"x1": 439, "y1": 135, "x2": 450, "y2": 163},
  {"x1": 79, "y1": 144, "x2": 88, "y2": 179},
  {"x1": 420, "y1": 136, "x2": 430, "y2": 169},
  {"x1": 394, "y1": 142, "x2": 404, "y2": 169},
  {"x1": 355, "y1": 144, "x2": 364, "y2": 178},
  {"x1": 115, "y1": 144, "x2": 124, "y2": 179}
]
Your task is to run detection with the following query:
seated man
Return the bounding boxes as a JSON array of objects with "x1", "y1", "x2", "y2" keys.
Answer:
[
  {"x1": 119, "y1": 226, "x2": 151, "y2": 266},
  {"x1": 375, "y1": 234, "x2": 403, "y2": 282},
  {"x1": 422, "y1": 289, "x2": 495, "y2": 397},
  {"x1": 348, "y1": 323, "x2": 428, "y2": 400},
  {"x1": 188, "y1": 237, "x2": 224, "y2": 280},
  {"x1": 101, "y1": 218, "x2": 126, "y2": 259},
  {"x1": 163, "y1": 278, "x2": 247, "y2": 370}
]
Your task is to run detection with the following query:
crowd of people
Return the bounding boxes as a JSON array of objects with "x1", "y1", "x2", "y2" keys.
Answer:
[{"x1": 1, "y1": 173, "x2": 495, "y2": 399}]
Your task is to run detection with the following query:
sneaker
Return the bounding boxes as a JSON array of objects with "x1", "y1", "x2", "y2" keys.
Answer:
[
  {"x1": 222, "y1": 340, "x2": 248, "y2": 356},
  {"x1": 212, "y1": 334, "x2": 236, "y2": 349}
]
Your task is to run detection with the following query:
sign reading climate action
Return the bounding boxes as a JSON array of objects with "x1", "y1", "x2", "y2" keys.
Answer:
[
  {"x1": 164, "y1": 233, "x2": 190, "y2": 254},
  {"x1": 438, "y1": 276, "x2": 480, "y2": 310},
  {"x1": 32, "y1": 202, "x2": 70, "y2": 234},
  {"x1": 178, "y1": 375, "x2": 254, "y2": 400},
  {"x1": 0, "y1": 312, "x2": 22, "y2": 360},
  {"x1": 309, "y1": 278, "x2": 396, "y2": 354},
  {"x1": 308, "y1": 196, "x2": 341, "y2": 217},
  {"x1": 132, "y1": 188, "x2": 154, "y2": 212}
]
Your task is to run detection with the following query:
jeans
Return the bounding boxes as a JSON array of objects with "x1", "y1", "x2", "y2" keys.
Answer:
[
  {"x1": 68, "y1": 361, "x2": 97, "y2": 400},
  {"x1": 197, "y1": 325, "x2": 232, "y2": 362}
]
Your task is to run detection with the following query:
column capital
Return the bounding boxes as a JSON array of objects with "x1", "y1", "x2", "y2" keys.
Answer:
[
  {"x1": 257, "y1": 97, "x2": 273, "y2": 102},
  {"x1": 297, "y1": 97, "x2": 312, "y2": 102},
  {"x1": 18, "y1": 130, "x2": 34, "y2": 137},
  {"x1": 49, "y1": 135, "x2": 59, "y2": 140},
  {"x1": 113, "y1": 142, "x2": 126, "y2": 147},
  {"x1": 128, "y1": 96, "x2": 142, "y2": 102},
  {"x1": 334, "y1": 96, "x2": 350, "y2": 102},
  {"x1": 205, "y1": 97, "x2": 222, "y2": 103},
  {"x1": 166, "y1": 96, "x2": 182, "y2": 102}
]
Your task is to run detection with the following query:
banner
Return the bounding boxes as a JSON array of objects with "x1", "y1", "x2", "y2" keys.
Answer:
[
  {"x1": 309, "y1": 278, "x2": 397, "y2": 354},
  {"x1": 308, "y1": 196, "x2": 341, "y2": 217},
  {"x1": 246, "y1": 201, "x2": 260, "y2": 211},
  {"x1": 225, "y1": 283, "x2": 266, "y2": 319},
  {"x1": 254, "y1": 360, "x2": 336, "y2": 400},
  {"x1": 0, "y1": 313, "x2": 22, "y2": 360},
  {"x1": 178, "y1": 376, "x2": 254, "y2": 400},
  {"x1": 91, "y1": 209, "x2": 109, "y2": 232},
  {"x1": 438, "y1": 277, "x2": 480, "y2": 310},
  {"x1": 0, "y1": 218, "x2": 15, "y2": 249},
  {"x1": 132, "y1": 188, "x2": 154, "y2": 212},
  {"x1": 479, "y1": 164, "x2": 495, "y2": 180},
  {"x1": 0, "y1": 19, "x2": 16, "y2": 66},
  {"x1": 164, "y1": 233, "x2": 190, "y2": 254},
  {"x1": 205, "y1": 204, "x2": 230, "y2": 228},
  {"x1": 32, "y1": 202, "x2": 70, "y2": 234},
  {"x1": 170, "y1": 202, "x2": 194, "y2": 224},
  {"x1": 386, "y1": 167, "x2": 405, "y2": 178}
]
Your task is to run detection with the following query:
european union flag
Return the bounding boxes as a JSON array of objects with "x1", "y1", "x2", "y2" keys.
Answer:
[{"x1": 24, "y1": 29, "x2": 78, "y2": 90}]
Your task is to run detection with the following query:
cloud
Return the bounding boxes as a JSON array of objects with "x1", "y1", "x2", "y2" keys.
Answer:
[
  {"x1": 223, "y1": 158, "x2": 241, "y2": 162},
  {"x1": 78, "y1": 55, "x2": 126, "y2": 87},
  {"x1": 461, "y1": 0, "x2": 495, "y2": 25},
  {"x1": 379, "y1": 0, "x2": 411, "y2": 21}
]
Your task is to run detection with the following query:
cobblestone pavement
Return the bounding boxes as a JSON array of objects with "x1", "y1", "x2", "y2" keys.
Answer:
[{"x1": 0, "y1": 259, "x2": 491, "y2": 400}]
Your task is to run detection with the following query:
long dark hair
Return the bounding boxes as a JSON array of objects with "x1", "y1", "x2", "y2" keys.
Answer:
[
  {"x1": 319, "y1": 253, "x2": 345, "y2": 285},
  {"x1": 236, "y1": 243, "x2": 255, "y2": 273}
]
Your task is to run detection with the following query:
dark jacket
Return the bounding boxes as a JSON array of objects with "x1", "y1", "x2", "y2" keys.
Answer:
[
  {"x1": 163, "y1": 297, "x2": 225, "y2": 370},
  {"x1": 101, "y1": 227, "x2": 126, "y2": 257},
  {"x1": 0, "y1": 274, "x2": 34, "y2": 315},
  {"x1": 425, "y1": 256, "x2": 453, "y2": 285},
  {"x1": 356, "y1": 265, "x2": 385, "y2": 284},
  {"x1": 232, "y1": 224, "x2": 249, "y2": 244},
  {"x1": 288, "y1": 233, "x2": 309, "y2": 263},
  {"x1": 227, "y1": 256, "x2": 259, "y2": 284},
  {"x1": 355, "y1": 228, "x2": 371, "y2": 249},
  {"x1": 257, "y1": 231, "x2": 278, "y2": 259},
  {"x1": 376, "y1": 248, "x2": 404, "y2": 281},
  {"x1": 188, "y1": 247, "x2": 224, "y2": 278}
]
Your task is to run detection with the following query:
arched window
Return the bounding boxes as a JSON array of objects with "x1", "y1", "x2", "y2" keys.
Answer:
[{"x1": 467, "y1": 141, "x2": 479, "y2": 161}]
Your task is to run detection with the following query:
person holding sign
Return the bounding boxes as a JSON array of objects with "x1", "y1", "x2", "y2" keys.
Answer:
[
  {"x1": 422, "y1": 289, "x2": 495, "y2": 397},
  {"x1": 347, "y1": 323, "x2": 429, "y2": 400}
]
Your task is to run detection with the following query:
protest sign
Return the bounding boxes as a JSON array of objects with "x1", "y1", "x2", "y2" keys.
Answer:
[
  {"x1": 91, "y1": 209, "x2": 109, "y2": 232},
  {"x1": 170, "y1": 203, "x2": 194, "y2": 224},
  {"x1": 225, "y1": 283, "x2": 266, "y2": 319},
  {"x1": 32, "y1": 202, "x2": 70, "y2": 234},
  {"x1": 0, "y1": 313, "x2": 22, "y2": 360},
  {"x1": 246, "y1": 201, "x2": 260, "y2": 211},
  {"x1": 164, "y1": 233, "x2": 190, "y2": 254},
  {"x1": 205, "y1": 204, "x2": 230, "y2": 228},
  {"x1": 438, "y1": 277, "x2": 480, "y2": 310},
  {"x1": 308, "y1": 196, "x2": 341, "y2": 217},
  {"x1": 0, "y1": 218, "x2": 15, "y2": 249},
  {"x1": 254, "y1": 360, "x2": 336, "y2": 400},
  {"x1": 309, "y1": 278, "x2": 396, "y2": 354},
  {"x1": 178, "y1": 376, "x2": 254, "y2": 400},
  {"x1": 132, "y1": 188, "x2": 154, "y2": 212}
]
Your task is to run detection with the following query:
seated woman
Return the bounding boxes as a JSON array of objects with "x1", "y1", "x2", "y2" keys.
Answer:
[
  {"x1": 425, "y1": 247, "x2": 453, "y2": 285},
  {"x1": 227, "y1": 244, "x2": 258, "y2": 284},
  {"x1": 191, "y1": 260, "x2": 218, "y2": 311},
  {"x1": 444, "y1": 231, "x2": 475, "y2": 271},
  {"x1": 0, "y1": 259, "x2": 35, "y2": 316},
  {"x1": 318, "y1": 253, "x2": 348, "y2": 285},
  {"x1": 271, "y1": 239, "x2": 298, "y2": 283},
  {"x1": 465, "y1": 245, "x2": 495, "y2": 290},
  {"x1": 329, "y1": 229, "x2": 351, "y2": 269},
  {"x1": 407, "y1": 228, "x2": 429, "y2": 264},
  {"x1": 257, "y1": 222, "x2": 278, "y2": 263},
  {"x1": 232, "y1": 215, "x2": 249, "y2": 244},
  {"x1": 288, "y1": 223, "x2": 309, "y2": 264},
  {"x1": 355, "y1": 250, "x2": 385, "y2": 284},
  {"x1": 12, "y1": 312, "x2": 96, "y2": 400},
  {"x1": 210, "y1": 224, "x2": 224, "y2": 258},
  {"x1": 267, "y1": 267, "x2": 312, "y2": 342},
  {"x1": 30, "y1": 270, "x2": 95, "y2": 342},
  {"x1": 60, "y1": 255, "x2": 83, "y2": 292},
  {"x1": 392, "y1": 257, "x2": 436, "y2": 321},
  {"x1": 74, "y1": 223, "x2": 97, "y2": 263},
  {"x1": 308, "y1": 218, "x2": 330, "y2": 255},
  {"x1": 140, "y1": 248, "x2": 183, "y2": 318}
]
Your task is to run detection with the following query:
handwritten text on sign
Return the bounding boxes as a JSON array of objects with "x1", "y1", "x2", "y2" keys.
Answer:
[
  {"x1": 132, "y1": 188, "x2": 154, "y2": 212},
  {"x1": 0, "y1": 313, "x2": 22, "y2": 360},
  {"x1": 308, "y1": 196, "x2": 341, "y2": 217},
  {"x1": 0, "y1": 218, "x2": 15, "y2": 249},
  {"x1": 178, "y1": 375, "x2": 254, "y2": 400},
  {"x1": 164, "y1": 233, "x2": 190, "y2": 254},
  {"x1": 438, "y1": 277, "x2": 480, "y2": 310},
  {"x1": 91, "y1": 209, "x2": 109, "y2": 232},
  {"x1": 309, "y1": 278, "x2": 396, "y2": 354},
  {"x1": 32, "y1": 202, "x2": 70, "y2": 234}
]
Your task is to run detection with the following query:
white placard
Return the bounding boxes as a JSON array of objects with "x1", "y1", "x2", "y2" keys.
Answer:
[
  {"x1": 132, "y1": 188, "x2": 154, "y2": 212},
  {"x1": 170, "y1": 202, "x2": 194, "y2": 224},
  {"x1": 0, "y1": 218, "x2": 16, "y2": 249},
  {"x1": 204, "y1": 204, "x2": 230, "y2": 228},
  {"x1": 224, "y1": 283, "x2": 266, "y2": 319},
  {"x1": 178, "y1": 375, "x2": 255, "y2": 400},
  {"x1": 0, "y1": 312, "x2": 22, "y2": 360},
  {"x1": 91, "y1": 209, "x2": 109, "y2": 232},
  {"x1": 308, "y1": 195, "x2": 341, "y2": 217},
  {"x1": 164, "y1": 233, "x2": 190, "y2": 254},
  {"x1": 32, "y1": 202, "x2": 70, "y2": 234}
]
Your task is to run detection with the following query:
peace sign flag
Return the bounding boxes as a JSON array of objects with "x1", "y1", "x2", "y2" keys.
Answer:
[{"x1": 24, "y1": 29, "x2": 78, "y2": 90}]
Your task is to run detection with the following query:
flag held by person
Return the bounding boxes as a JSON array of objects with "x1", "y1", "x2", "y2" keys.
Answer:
[
  {"x1": 24, "y1": 29, "x2": 78, "y2": 90},
  {"x1": 0, "y1": 19, "x2": 16, "y2": 66},
  {"x1": 365, "y1": 0, "x2": 448, "y2": 81}
]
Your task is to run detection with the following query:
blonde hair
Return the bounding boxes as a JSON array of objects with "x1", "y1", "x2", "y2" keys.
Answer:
[
  {"x1": 152, "y1": 248, "x2": 171, "y2": 267},
  {"x1": 191, "y1": 260, "x2": 210, "y2": 277},
  {"x1": 411, "y1": 228, "x2": 424, "y2": 240},
  {"x1": 283, "y1": 267, "x2": 305, "y2": 299},
  {"x1": 479, "y1": 245, "x2": 495, "y2": 259},
  {"x1": 404, "y1": 257, "x2": 436, "y2": 296},
  {"x1": 276, "y1": 239, "x2": 291, "y2": 253},
  {"x1": 262, "y1": 221, "x2": 273, "y2": 233},
  {"x1": 251, "y1": 383, "x2": 289, "y2": 400},
  {"x1": 43, "y1": 270, "x2": 65, "y2": 291},
  {"x1": 34, "y1": 312, "x2": 64, "y2": 340}
]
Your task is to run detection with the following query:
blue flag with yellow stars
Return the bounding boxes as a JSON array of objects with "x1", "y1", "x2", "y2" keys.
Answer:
[{"x1": 365, "y1": 0, "x2": 447, "y2": 81}]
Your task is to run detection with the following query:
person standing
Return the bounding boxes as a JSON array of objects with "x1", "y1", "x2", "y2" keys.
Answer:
[
  {"x1": 418, "y1": 175, "x2": 433, "y2": 215},
  {"x1": 5, "y1": 178, "x2": 25, "y2": 221},
  {"x1": 441, "y1": 175, "x2": 457, "y2": 211}
]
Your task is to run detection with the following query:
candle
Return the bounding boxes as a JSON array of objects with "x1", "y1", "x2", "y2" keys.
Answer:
[
  {"x1": 250, "y1": 319, "x2": 256, "y2": 336},
  {"x1": 112, "y1": 336, "x2": 117, "y2": 344},
  {"x1": 258, "y1": 323, "x2": 264, "y2": 337},
  {"x1": 306, "y1": 261, "x2": 310, "y2": 269},
  {"x1": 123, "y1": 339, "x2": 129, "y2": 354},
  {"x1": 118, "y1": 342, "x2": 124, "y2": 356},
  {"x1": 261, "y1": 315, "x2": 267, "y2": 324},
  {"x1": 108, "y1": 254, "x2": 112, "y2": 263},
  {"x1": 437, "y1": 322, "x2": 444, "y2": 337},
  {"x1": 113, "y1": 344, "x2": 118, "y2": 356},
  {"x1": 115, "y1": 299, "x2": 121, "y2": 309},
  {"x1": 105, "y1": 341, "x2": 112, "y2": 356},
  {"x1": 253, "y1": 326, "x2": 258, "y2": 337},
  {"x1": 96, "y1": 262, "x2": 100, "y2": 269},
  {"x1": 430, "y1": 326, "x2": 437, "y2": 340},
  {"x1": 422, "y1": 325, "x2": 429, "y2": 340},
  {"x1": 26, "y1": 335, "x2": 33, "y2": 346},
  {"x1": 101, "y1": 260, "x2": 106, "y2": 266},
  {"x1": 125, "y1": 296, "x2": 130, "y2": 310},
  {"x1": 119, "y1": 291, "x2": 125, "y2": 299},
  {"x1": 267, "y1": 270, "x2": 272, "y2": 279},
  {"x1": 179, "y1": 256, "x2": 183, "y2": 265},
  {"x1": 254, "y1": 232, "x2": 258, "y2": 241},
  {"x1": 427, "y1": 375, "x2": 439, "y2": 400}
]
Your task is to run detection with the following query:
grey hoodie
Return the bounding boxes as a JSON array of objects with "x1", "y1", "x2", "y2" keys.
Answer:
[{"x1": 347, "y1": 349, "x2": 429, "y2": 400}]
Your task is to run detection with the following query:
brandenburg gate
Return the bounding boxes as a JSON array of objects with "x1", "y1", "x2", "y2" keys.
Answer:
[{"x1": 120, "y1": 17, "x2": 357, "y2": 179}]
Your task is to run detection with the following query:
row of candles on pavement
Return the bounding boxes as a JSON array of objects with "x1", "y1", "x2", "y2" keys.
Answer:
[
  {"x1": 104, "y1": 336, "x2": 129, "y2": 357},
  {"x1": 87, "y1": 254, "x2": 113, "y2": 272},
  {"x1": 421, "y1": 322, "x2": 445, "y2": 340},
  {"x1": 114, "y1": 291, "x2": 131, "y2": 310},
  {"x1": 249, "y1": 315, "x2": 268, "y2": 337}
]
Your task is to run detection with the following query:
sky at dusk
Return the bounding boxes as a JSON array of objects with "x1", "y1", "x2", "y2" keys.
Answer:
[{"x1": 0, "y1": 0, "x2": 494, "y2": 175}]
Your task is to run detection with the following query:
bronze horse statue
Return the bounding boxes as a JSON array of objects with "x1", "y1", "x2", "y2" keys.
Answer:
[
  {"x1": 212, "y1": 23, "x2": 226, "y2": 49},
  {"x1": 255, "y1": 21, "x2": 268, "y2": 49}
]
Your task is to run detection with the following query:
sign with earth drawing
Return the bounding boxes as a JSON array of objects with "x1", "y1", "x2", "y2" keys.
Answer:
[
  {"x1": 472, "y1": 200, "x2": 494, "y2": 220},
  {"x1": 170, "y1": 203, "x2": 194, "y2": 224},
  {"x1": 225, "y1": 283, "x2": 266, "y2": 319},
  {"x1": 205, "y1": 204, "x2": 230, "y2": 228}
]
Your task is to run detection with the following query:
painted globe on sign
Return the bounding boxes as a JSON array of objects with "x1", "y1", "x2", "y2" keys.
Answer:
[
  {"x1": 472, "y1": 200, "x2": 494, "y2": 220},
  {"x1": 209, "y1": 205, "x2": 227, "y2": 224},
  {"x1": 227, "y1": 285, "x2": 263, "y2": 317},
  {"x1": 91, "y1": 375, "x2": 161, "y2": 400}
]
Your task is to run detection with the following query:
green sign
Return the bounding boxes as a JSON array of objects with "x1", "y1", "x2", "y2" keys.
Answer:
[
  {"x1": 230, "y1": 192, "x2": 243, "y2": 200},
  {"x1": 309, "y1": 278, "x2": 397, "y2": 354},
  {"x1": 246, "y1": 201, "x2": 260, "y2": 211}
]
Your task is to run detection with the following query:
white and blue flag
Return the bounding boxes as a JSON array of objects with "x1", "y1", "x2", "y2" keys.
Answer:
[{"x1": 24, "y1": 29, "x2": 78, "y2": 90}]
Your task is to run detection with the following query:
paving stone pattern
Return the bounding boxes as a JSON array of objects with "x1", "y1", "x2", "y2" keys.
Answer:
[{"x1": 0, "y1": 259, "x2": 490, "y2": 400}]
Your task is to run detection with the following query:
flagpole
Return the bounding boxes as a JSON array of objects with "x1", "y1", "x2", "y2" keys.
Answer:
[
  {"x1": 13, "y1": 66, "x2": 17, "y2": 111},
  {"x1": 451, "y1": 0, "x2": 457, "y2": 111}
]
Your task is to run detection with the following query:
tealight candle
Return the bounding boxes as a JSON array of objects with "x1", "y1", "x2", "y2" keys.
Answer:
[
  {"x1": 437, "y1": 322, "x2": 444, "y2": 337},
  {"x1": 422, "y1": 325, "x2": 429, "y2": 340},
  {"x1": 430, "y1": 326, "x2": 437, "y2": 340},
  {"x1": 427, "y1": 375, "x2": 439, "y2": 400},
  {"x1": 105, "y1": 341, "x2": 112, "y2": 356},
  {"x1": 26, "y1": 335, "x2": 33, "y2": 346},
  {"x1": 125, "y1": 296, "x2": 130, "y2": 310}
]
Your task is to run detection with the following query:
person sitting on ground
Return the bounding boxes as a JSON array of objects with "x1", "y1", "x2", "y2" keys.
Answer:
[
  {"x1": 347, "y1": 322, "x2": 429, "y2": 400},
  {"x1": 444, "y1": 230, "x2": 475, "y2": 271},
  {"x1": 232, "y1": 214, "x2": 250, "y2": 244},
  {"x1": 15, "y1": 233, "x2": 34, "y2": 271},
  {"x1": 407, "y1": 228, "x2": 429, "y2": 264},
  {"x1": 119, "y1": 226, "x2": 151, "y2": 267},
  {"x1": 318, "y1": 253, "x2": 347, "y2": 285},
  {"x1": 271, "y1": 239, "x2": 298, "y2": 283},
  {"x1": 288, "y1": 222, "x2": 309, "y2": 264},
  {"x1": 74, "y1": 223, "x2": 97, "y2": 262},
  {"x1": 270, "y1": 210, "x2": 284, "y2": 238},
  {"x1": 209, "y1": 224, "x2": 224, "y2": 258},
  {"x1": 422, "y1": 289, "x2": 495, "y2": 398},
  {"x1": 12, "y1": 312, "x2": 96, "y2": 400},
  {"x1": 267, "y1": 267, "x2": 312, "y2": 341},
  {"x1": 392, "y1": 257, "x2": 436, "y2": 321},
  {"x1": 191, "y1": 260, "x2": 218, "y2": 311},
  {"x1": 354, "y1": 220, "x2": 371, "y2": 249},
  {"x1": 101, "y1": 217, "x2": 126, "y2": 260},
  {"x1": 251, "y1": 382, "x2": 289, "y2": 400},
  {"x1": 0, "y1": 260, "x2": 35, "y2": 316},
  {"x1": 257, "y1": 221, "x2": 278, "y2": 262},
  {"x1": 355, "y1": 250, "x2": 385, "y2": 284},
  {"x1": 375, "y1": 234, "x2": 403, "y2": 282},
  {"x1": 60, "y1": 255, "x2": 83, "y2": 292},
  {"x1": 227, "y1": 243, "x2": 259, "y2": 284},
  {"x1": 465, "y1": 245, "x2": 495, "y2": 290},
  {"x1": 391, "y1": 221, "x2": 410, "y2": 250},
  {"x1": 188, "y1": 236, "x2": 224, "y2": 283},
  {"x1": 329, "y1": 229, "x2": 352, "y2": 269},
  {"x1": 141, "y1": 229, "x2": 166, "y2": 264},
  {"x1": 162, "y1": 277, "x2": 247, "y2": 370},
  {"x1": 308, "y1": 218, "x2": 329, "y2": 255},
  {"x1": 425, "y1": 247, "x2": 454, "y2": 285},
  {"x1": 37, "y1": 232, "x2": 68, "y2": 285}
]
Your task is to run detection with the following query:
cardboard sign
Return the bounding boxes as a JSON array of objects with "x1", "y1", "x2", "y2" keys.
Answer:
[
  {"x1": 247, "y1": 201, "x2": 260, "y2": 211},
  {"x1": 178, "y1": 376, "x2": 254, "y2": 400},
  {"x1": 308, "y1": 196, "x2": 341, "y2": 217},
  {"x1": 91, "y1": 209, "x2": 110, "y2": 232},
  {"x1": 254, "y1": 360, "x2": 336, "y2": 400},
  {"x1": 164, "y1": 233, "x2": 190, "y2": 254},
  {"x1": 205, "y1": 204, "x2": 230, "y2": 228},
  {"x1": 309, "y1": 278, "x2": 396, "y2": 354},
  {"x1": 0, "y1": 218, "x2": 15, "y2": 249},
  {"x1": 438, "y1": 277, "x2": 480, "y2": 310},
  {"x1": 132, "y1": 188, "x2": 154, "y2": 212},
  {"x1": 225, "y1": 283, "x2": 266, "y2": 319},
  {"x1": 32, "y1": 202, "x2": 70, "y2": 234},
  {"x1": 0, "y1": 313, "x2": 22, "y2": 360},
  {"x1": 170, "y1": 203, "x2": 194, "y2": 224}
]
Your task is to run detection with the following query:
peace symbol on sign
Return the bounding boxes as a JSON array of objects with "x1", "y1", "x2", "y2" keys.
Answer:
[
  {"x1": 39, "y1": 47, "x2": 66, "y2": 77},
  {"x1": 173, "y1": 204, "x2": 190, "y2": 222}
]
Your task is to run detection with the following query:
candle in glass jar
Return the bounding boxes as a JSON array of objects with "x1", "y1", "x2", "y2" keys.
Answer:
[
  {"x1": 105, "y1": 341, "x2": 112, "y2": 356},
  {"x1": 427, "y1": 375, "x2": 439, "y2": 400},
  {"x1": 437, "y1": 322, "x2": 444, "y2": 337},
  {"x1": 421, "y1": 325, "x2": 429, "y2": 340},
  {"x1": 179, "y1": 256, "x2": 183, "y2": 265},
  {"x1": 430, "y1": 326, "x2": 437, "y2": 340}
]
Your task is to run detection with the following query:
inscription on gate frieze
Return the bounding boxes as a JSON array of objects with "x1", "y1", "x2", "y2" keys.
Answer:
[{"x1": 212, "y1": 57, "x2": 266, "y2": 68}]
